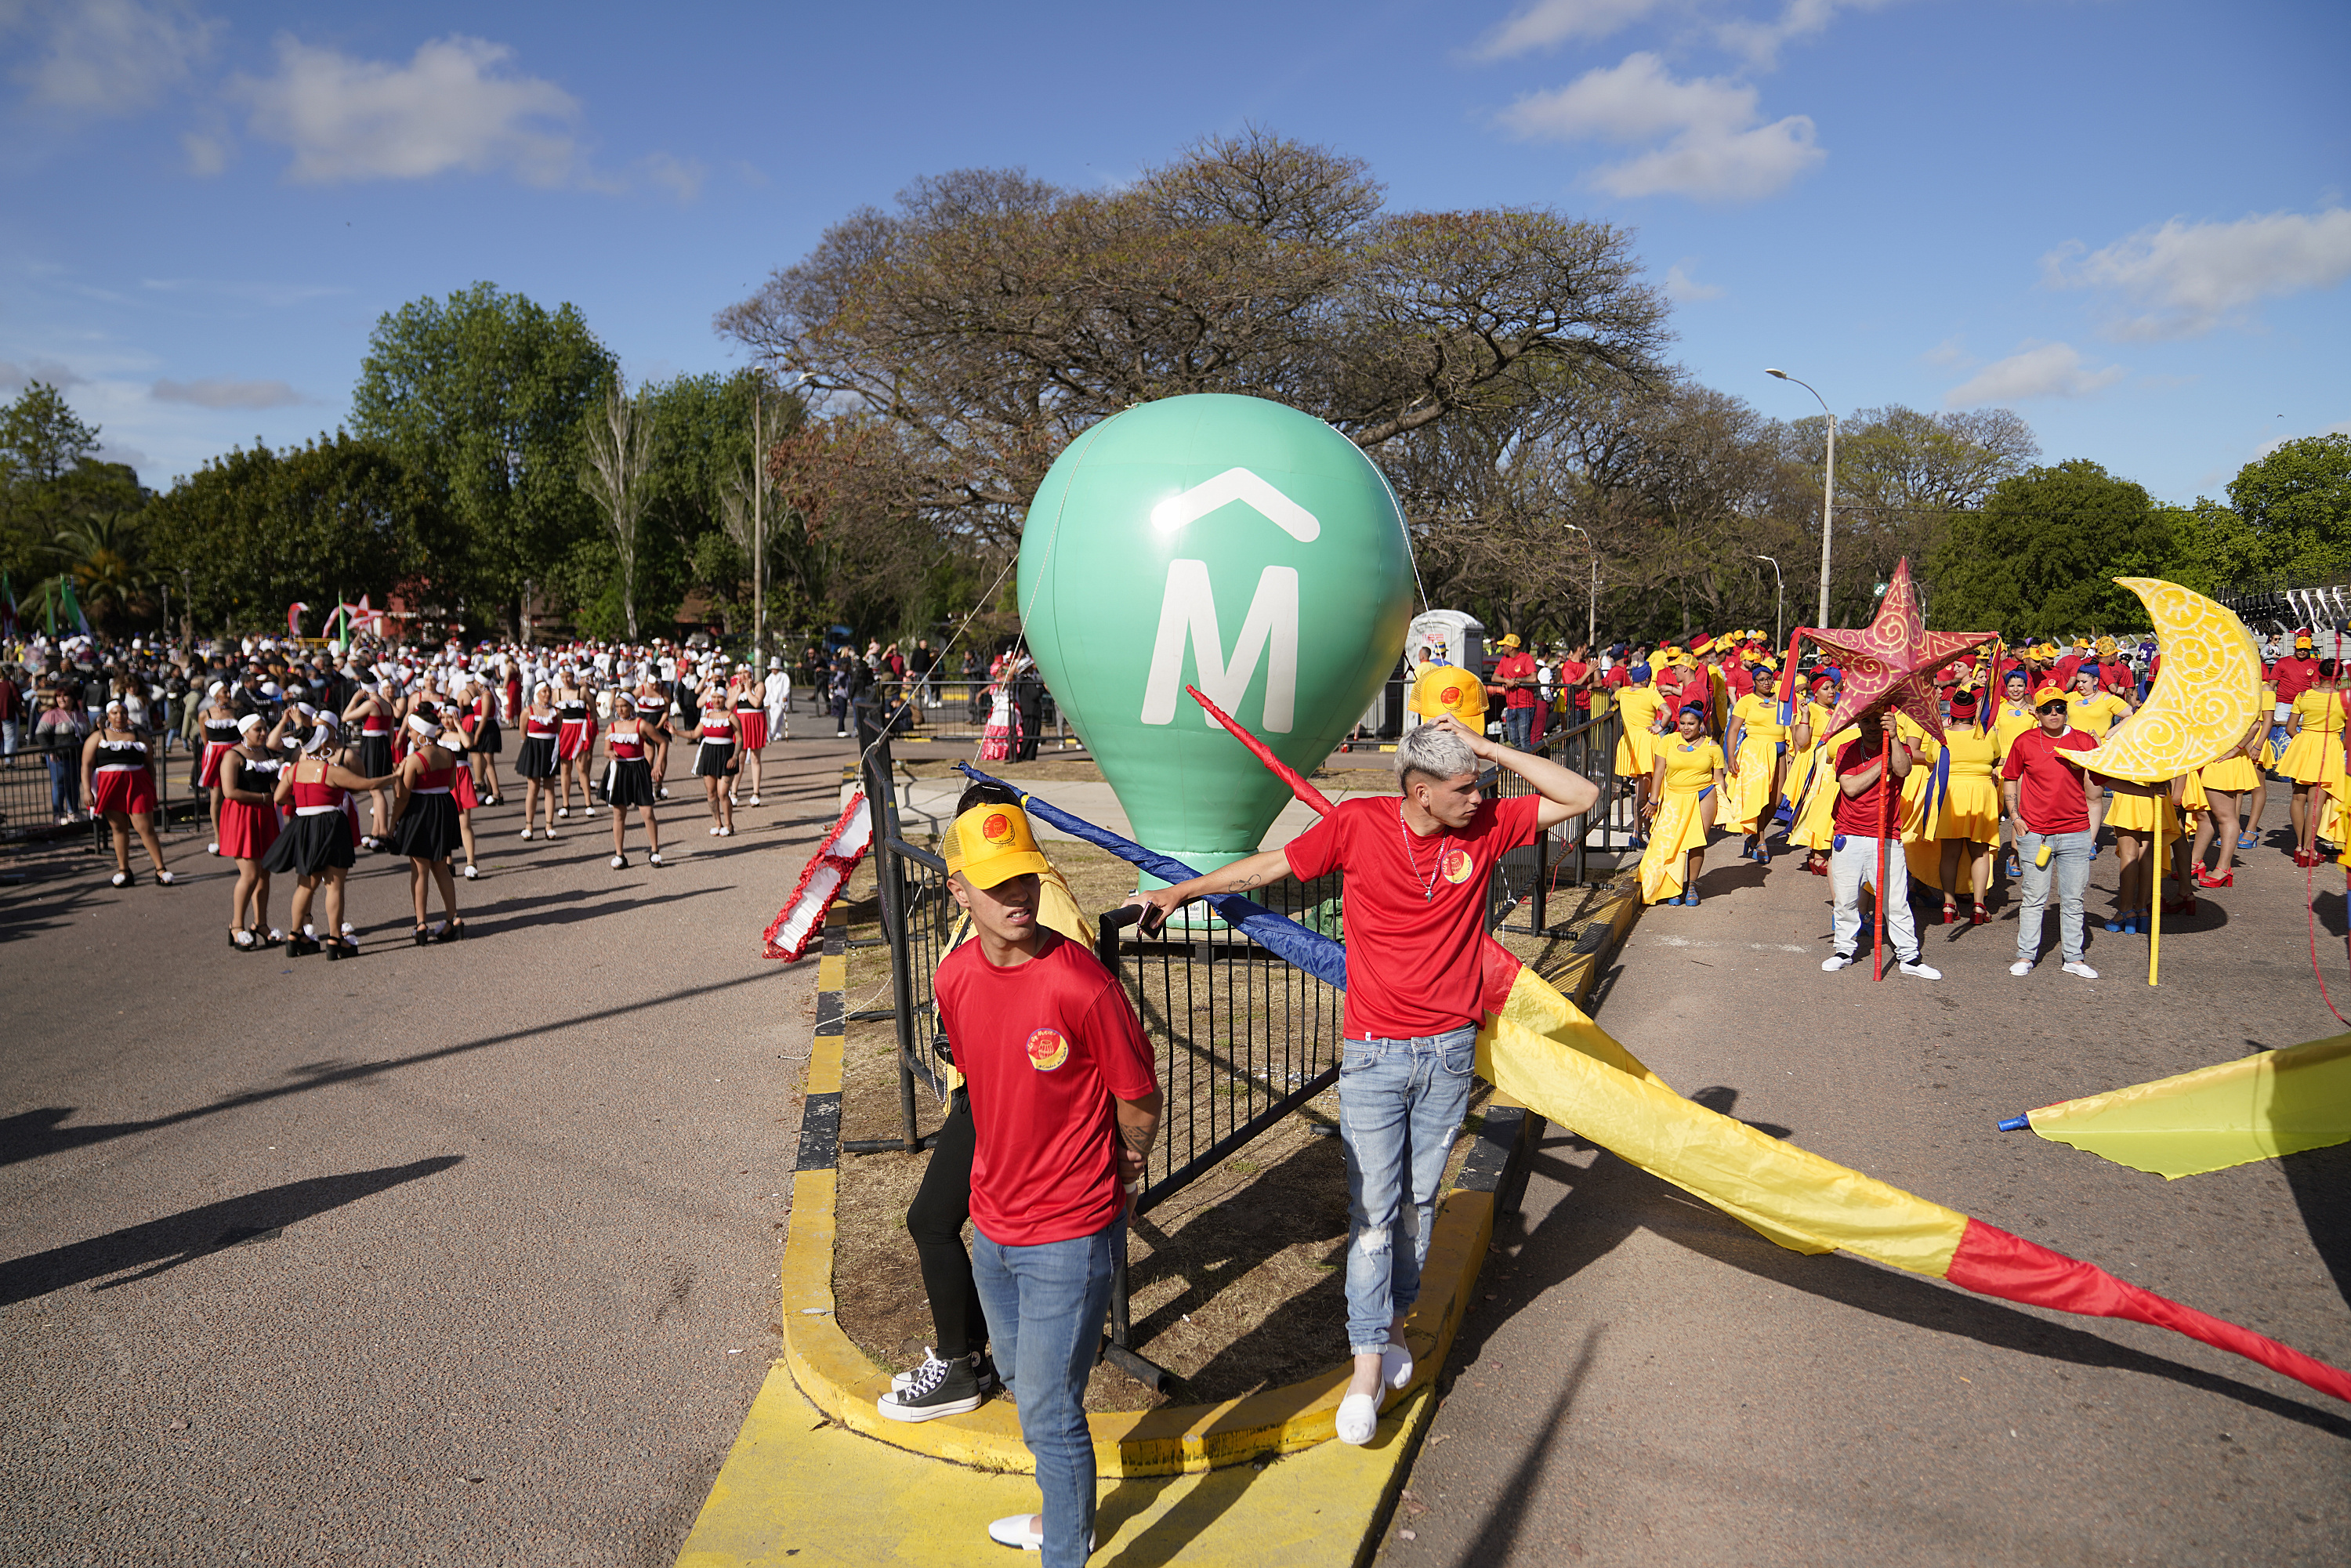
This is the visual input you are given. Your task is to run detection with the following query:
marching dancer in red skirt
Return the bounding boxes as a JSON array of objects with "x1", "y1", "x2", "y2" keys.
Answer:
[
  {"x1": 342, "y1": 679, "x2": 399, "y2": 851},
  {"x1": 218, "y1": 714, "x2": 286, "y2": 951},
  {"x1": 602, "y1": 708, "x2": 665, "y2": 870},
  {"x1": 514, "y1": 686, "x2": 563, "y2": 840},
  {"x1": 194, "y1": 683, "x2": 241, "y2": 855},
  {"x1": 730, "y1": 664, "x2": 768, "y2": 808},
  {"x1": 80, "y1": 699, "x2": 175, "y2": 888},
  {"x1": 391, "y1": 707, "x2": 466, "y2": 944},
  {"x1": 553, "y1": 671, "x2": 597, "y2": 821},
  {"x1": 692, "y1": 693, "x2": 741, "y2": 838}
]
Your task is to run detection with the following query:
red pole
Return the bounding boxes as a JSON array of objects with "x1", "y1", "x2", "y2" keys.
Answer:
[{"x1": 1875, "y1": 739, "x2": 1890, "y2": 981}]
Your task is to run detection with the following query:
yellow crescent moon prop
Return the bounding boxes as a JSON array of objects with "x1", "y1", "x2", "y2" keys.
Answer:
[{"x1": 2055, "y1": 578, "x2": 2263, "y2": 782}]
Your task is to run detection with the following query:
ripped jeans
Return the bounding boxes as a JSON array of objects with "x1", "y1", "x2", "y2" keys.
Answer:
[{"x1": 1339, "y1": 1027, "x2": 1478, "y2": 1356}]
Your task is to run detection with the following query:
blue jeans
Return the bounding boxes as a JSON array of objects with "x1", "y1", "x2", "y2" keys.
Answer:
[
  {"x1": 46, "y1": 754, "x2": 75, "y2": 818},
  {"x1": 1339, "y1": 1028, "x2": 1476, "y2": 1356},
  {"x1": 972, "y1": 1220, "x2": 1118, "y2": 1568},
  {"x1": 2016, "y1": 828, "x2": 2092, "y2": 964},
  {"x1": 1503, "y1": 708, "x2": 1534, "y2": 750}
]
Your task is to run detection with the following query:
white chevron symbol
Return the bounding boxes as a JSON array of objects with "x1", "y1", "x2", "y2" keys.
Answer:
[{"x1": 1147, "y1": 468, "x2": 1320, "y2": 543}]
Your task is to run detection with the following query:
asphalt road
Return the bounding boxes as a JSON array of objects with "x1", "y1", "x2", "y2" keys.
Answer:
[
  {"x1": 1381, "y1": 784, "x2": 2351, "y2": 1566},
  {"x1": 0, "y1": 713, "x2": 869, "y2": 1566}
]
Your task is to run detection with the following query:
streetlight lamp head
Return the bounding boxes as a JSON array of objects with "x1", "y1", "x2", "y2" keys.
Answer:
[{"x1": 1766, "y1": 368, "x2": 1789, "y2": 380}]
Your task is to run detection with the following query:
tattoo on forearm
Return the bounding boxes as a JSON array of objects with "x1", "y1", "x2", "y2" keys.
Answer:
[
  {"x1": 1223, "y1": 871, "x2": 1262, "y2": 891},
  {"x1": 1118, "y1": 1124, "x2": 1155, "y2": 1159}
]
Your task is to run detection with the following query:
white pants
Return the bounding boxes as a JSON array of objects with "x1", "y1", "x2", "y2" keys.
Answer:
[{"x1": 1830, "y1": 834, "x2": 1918, "y2": 964}]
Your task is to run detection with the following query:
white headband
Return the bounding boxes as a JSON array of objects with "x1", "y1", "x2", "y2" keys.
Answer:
[
  {"x1": 236, "y1": 713, "x2": 263, "y2": 733},
  {"x1": 406, "y1": 713, "x2": 439, "y2": 739},
  {"x1": 304, "y1": 722, "x2": 336, "y2": 755}
]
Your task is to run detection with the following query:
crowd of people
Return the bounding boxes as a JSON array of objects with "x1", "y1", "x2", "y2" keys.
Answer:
[
  {"x1": 1581, "y1": 626, "x2": 2330, "y2": 983},
  {"x1": 5, "y1": 628, "x2": 801, "y2": 954}
]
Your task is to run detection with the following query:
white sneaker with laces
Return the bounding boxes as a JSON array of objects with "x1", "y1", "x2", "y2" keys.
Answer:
[
  {"x1": 1820, "y1": 953, "x2": 1855, "y2": 972},
  {"x1": 2009, "y1": 960, "x2": 2034, "y2": 976},
  {"x1": 1897, "y1": 960, "x2": 1941, "y2": 980},
  {"x1": 2063, "y1": 960, "x2": 2099, "y2": 980}
]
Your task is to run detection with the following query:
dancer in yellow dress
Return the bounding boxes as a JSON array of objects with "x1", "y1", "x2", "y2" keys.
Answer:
[
  {"x1": 1787, "y1": 675, "x2": 1845, "y2": 876},
  {"x1": 1722, "y1": 678, "x2": 1790, "y2": 864},
  {"x1": 1935, "y1": 689, "x2": 2002, "y2": 925},
  {"x1": 1611, "y1": 663, "x2": 1665, "y2": 846},
  {"x1": 1639, "y1": 703, "x2": 1726, "y2": 907},
  {"x1": 2279, "y1": 661, "x2": 2345, "y2": 865},
  {"x1": 2191, "y1": 717, "x2": 2266, "y2": 888},
  {"x1": 1899, "y1": 710, "x2": 1946, "y2": 894},
  {"x1": 2099, "y1": 773, "x2": 2180, "y2": 935}
]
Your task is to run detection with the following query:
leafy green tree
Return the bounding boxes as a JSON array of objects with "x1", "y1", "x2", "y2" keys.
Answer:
[
  {"x1": 1928, "y1": 459, "x2": 2176, "y2": 637},
  {"x1": 350, "y1": 283, "x2": 613, "y2": 636},
  {"x1": 0, "y1": 382, "x2": 133, "y2": 582},
  {"x1": 1, "y1": 382, "x2": 100, "y2": 486},
  {"x1": 2228, "y1": 434, "x2": 2351, "y2": 585},
  {"x1": 145, "y1": 433, "x2": 443, "y2": 636}
]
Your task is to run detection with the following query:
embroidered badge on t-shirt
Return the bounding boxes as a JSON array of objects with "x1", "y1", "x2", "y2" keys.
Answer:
[{"x1": 1026, "y1": 1027, "x2": 1070, "y2": 1071}]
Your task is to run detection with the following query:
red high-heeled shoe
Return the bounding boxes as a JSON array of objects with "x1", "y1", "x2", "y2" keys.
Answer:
[
  {"x1": 1970, "y1": 904, "x2": 1991, "y2": 925},
  {"x1": 2162, "y1": 895, "x2": 2197, "y2": 916},
  {"x1": 2194, "y1": 867, "x2": 2233, "y2": 888}
]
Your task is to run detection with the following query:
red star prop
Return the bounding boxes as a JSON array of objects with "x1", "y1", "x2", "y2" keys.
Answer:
[{"x1": 1812, "y1": 559, "x2": 1996, "y2": 744}]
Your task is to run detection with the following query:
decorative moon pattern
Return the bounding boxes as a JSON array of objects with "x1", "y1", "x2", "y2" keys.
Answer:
[{"x1": 2055, "y1": 578, "x2": 2263, "y2": 783}]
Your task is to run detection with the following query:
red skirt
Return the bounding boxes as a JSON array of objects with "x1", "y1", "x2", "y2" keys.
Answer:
[
  {"x1": 557, "y1": 718, "x2": 595, "y2": 759},
  {"x1": 736, "y1": 710, "x2": 769, "y2": 751},
  {"x1": 91, "y1": 766, "x2": 157, "y2": 817},
  {"x1": 197, "y1": 741, "x2": 234, "y2": 788},
  {"x1": 453, "y1": 767, "x2": 480, "y2": 811},
  {"x1": 219, "y1": 798, "x2": 282, "y2": 860}
]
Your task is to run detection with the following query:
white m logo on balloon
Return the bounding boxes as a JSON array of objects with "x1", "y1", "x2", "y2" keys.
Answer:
[{"x1": 1139, "y1": 469, "x2": 1314, "y2": 733}]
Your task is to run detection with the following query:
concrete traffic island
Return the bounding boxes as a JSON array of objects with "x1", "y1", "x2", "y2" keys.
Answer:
[{"x1": 676, "y1": 875, "x2": 1647, "y2": 1565}]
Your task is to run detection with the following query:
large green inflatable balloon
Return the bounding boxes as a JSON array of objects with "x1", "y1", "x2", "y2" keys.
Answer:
[{"x1": 1019, "y1": 393, "x2": 1416, "y2": 874}]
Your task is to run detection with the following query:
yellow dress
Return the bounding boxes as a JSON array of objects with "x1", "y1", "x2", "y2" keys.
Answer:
[
  {"x1": 1723, "y1": 692, "x2": 1789, "y2": 836},
  {"x1": 1992, "y1": 701, "x2": 2039, "y2": 755},
  {"x1": 1639, "y1": 737, "x2": 1725, "y2": 904},
  {"x1": 2280, "y1": 688, "x2": 2345, "y2": 786},
  {"x1": 1900, "y1": 725, "x2": 1945, "y2": 885},
  {"x1": 1613, "y1": 683, "x2": 1664, "y2": 779},
  {"x1": 2067, "y1": 690, "x2": 2132, "y2": 738},
  {"x1": 1938, "y1": 727, "x2": 2002, "y2": 846},
  {"x1": 2201, "y1": 751, "x2": 2260, "y2": 793},
  {"x1": 2103, "y1": 781, "x2": 2180, "y2": 838}
]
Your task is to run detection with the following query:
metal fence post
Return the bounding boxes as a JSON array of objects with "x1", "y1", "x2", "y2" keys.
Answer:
[{"x1": 860, "y1": 726, "x2": 921, "y2": 1153}]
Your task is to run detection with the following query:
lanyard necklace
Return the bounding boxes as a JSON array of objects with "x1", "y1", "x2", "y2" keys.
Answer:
[{"x1": 1398, "y1": 801, "x2": 1444, "y2": 901}]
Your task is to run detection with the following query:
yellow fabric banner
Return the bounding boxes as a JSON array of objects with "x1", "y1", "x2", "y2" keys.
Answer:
[
  {"x1": 1480, "y1": 970, "x2": 1969, "y2": 1273},
  {"x1": 2026, "y1": 1033, "x2": 2351, "y2": 1179}
]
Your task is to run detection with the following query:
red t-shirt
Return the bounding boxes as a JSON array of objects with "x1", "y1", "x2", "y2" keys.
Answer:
[
  {"x1": 1602, "y1": 665, "x2": 1629, "y2": 690},
  {"x1": 934, "y1": 932, "x2": 1158, "y2": 1248},
  {"x1": 1723, "y1": 664, "x2": 1754, "y2": 701},
  {"x1": 1493, "y1": 651, "x2": 1538, "y2": 709},
  {"x1": 2273, "y1": 655, "x2": 2320, "y2": 702},
  {"x1": 1558, "y1": 659, "x2": 1592, "y2": 712},
  {"x1": 1831, "y1": 733, "x2": 1903, "y2": 838},
  {"x1": 1284, "y1": 793, "x2": 1543, "y2": 1039},
  {"x1": 2001, "y1": 726, "x2": 2096, "y2": 835}
]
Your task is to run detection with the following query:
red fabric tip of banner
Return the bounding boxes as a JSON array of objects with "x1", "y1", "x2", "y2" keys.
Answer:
[
  {"x1": 1946, "y1": 1218, "x2": 2351, "y2": 1405},
  {"x1": 1186, "y1": 685, "x2": 1336, "y2": 813}
]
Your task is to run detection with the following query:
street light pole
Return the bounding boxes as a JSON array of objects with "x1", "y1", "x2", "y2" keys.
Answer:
[
  {"x1": 1766, "y1": 369, "x2": 1836, "y2": 627},
  {"x1": 1562, "y1": 522, "x2": 1598, "y2": 647},
  {"x1": 1753, "y1": 554, "x2": 1783, "y2": 648}
]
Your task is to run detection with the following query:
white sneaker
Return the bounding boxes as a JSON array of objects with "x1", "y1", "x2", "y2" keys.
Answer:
[
  {"x1": 984, "y1": 1515, "x2": 1092, "y2": 1553},
  {"x1": 1335, "y1": 1391, "x2": 1378, "y2": 1446},
  {"x1": 1820, "y1": 953, "x2": 1855, "y2": 972},
  {"x1": 2063, "y1": 961, "x2": 2099, "y2": 980},
  {"x1": 1897, "y1": 960, "x2": 1941, "y2": 980},
  {"x1": 2009, "y1": 960, "x2": 2034, "y2": 976}
]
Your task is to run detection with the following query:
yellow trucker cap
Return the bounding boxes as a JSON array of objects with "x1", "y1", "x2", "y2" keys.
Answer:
[{"x1": 944, "y1": 802, "x2": 1051, "y2": 889}]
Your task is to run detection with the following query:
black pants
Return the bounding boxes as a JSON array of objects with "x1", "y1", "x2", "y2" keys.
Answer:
[
  {"x1": 1014, "y1": 704, "x2": 1044, "y2": 761},
  {"x1": 906, "y1": 1088, "x2": 985, "y2": 1360}
]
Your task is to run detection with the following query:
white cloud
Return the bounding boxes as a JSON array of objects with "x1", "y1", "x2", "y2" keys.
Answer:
[
  {"x1": 1921, "y1": 335, "x2": 1970, "y2": 368},
  {"x1": 6, "y1": 0, "x2": 218, "y2": 117},
  {"x1": 635, "y1": 152, "x2": 706, "y2": 205},
  {"x1": 1499, "y1": 52, "x2": 1822, "y2": 201},
  {"x1": 2258, "y1": 419, "x2": 2351, "y2": 458},
  {"x1": 233, "y1": 34, "x2": 583, "y2": 186},
  {"x1": 1469, "y1": 0, "x2": 1672, "y2": 60},
  {"x1": 1662, "y1": 260, "x2": 1724, "y2": 301},
  {"x1": 1715, "y1": 0, "x2": 1889, "y2": 69},
  {"x1": 151, "y1": 377, "x2": 300, "y2": 409},
  {"x1": 181, "y1": 129, "x2": 226, "y2": 176},
  {"x1": 2045, "y1": 207, "x2": 2351, "y2": 339},
  {"x1": 1943, "y1": 342, "x2": 2125, "y2": 407},
  {"x1": 0, "y1": 357, "x2": 88, "y2": 390},
  {"x1": 141, "y1": 277, "x2": 349, "y2": 308}
]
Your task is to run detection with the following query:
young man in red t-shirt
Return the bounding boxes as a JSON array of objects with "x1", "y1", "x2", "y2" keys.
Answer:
[
  {"x1": 1132, "y1": 715, "x2": 1597, "y2": 1447},
  {"x1": 2001, "y1": 684, "x2": 2103, "y2": 980},
  {"x1": 936, "y1": 802, "x2": 1161, "y2": 1561},
  {"x1": 1489, "y1": 634, "x2": 1540, "y2": 749},
  {"x1": 1822, "y1": 711, "x2": 1940, "y2": 980}
]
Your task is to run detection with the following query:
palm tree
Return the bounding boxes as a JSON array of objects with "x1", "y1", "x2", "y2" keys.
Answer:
[{"x1": 42, "y1": 510, "x2": 153, "y2": 633}]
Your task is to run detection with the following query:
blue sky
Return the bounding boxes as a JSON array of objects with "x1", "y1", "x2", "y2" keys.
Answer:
[{"x1": 4, "y1": 0, "x2": 2345, "y2": 505}]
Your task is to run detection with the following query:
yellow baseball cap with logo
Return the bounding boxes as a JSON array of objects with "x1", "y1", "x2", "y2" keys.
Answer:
[{"x1": 944, "y1": 802, "x2": 1052, "y2": 888}]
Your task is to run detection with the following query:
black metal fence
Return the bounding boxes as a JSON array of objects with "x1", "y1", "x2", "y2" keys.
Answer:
[{"x1": 0, "y1": 737, "x2": 203, "y2": 846}]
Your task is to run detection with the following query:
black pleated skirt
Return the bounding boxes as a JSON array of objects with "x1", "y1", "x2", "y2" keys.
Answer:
[
  {"x1": 516, "y1": 735, "x2": 558, "y2": 780},
  {"x1": 389, "y1": 792, "x2": 462, "y2": 860},
  {"x1": 605, "y1": 756, "x2": 657, "y2": 808},
  {"x1": 262, "y1": 811, "x2": 357, "y2": 876}
]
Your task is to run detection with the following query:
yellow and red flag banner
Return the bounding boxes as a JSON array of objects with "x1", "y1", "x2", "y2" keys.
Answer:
[{"x1": 2017, "y1": 1034, "x2": 2351, "y2": 1179}]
